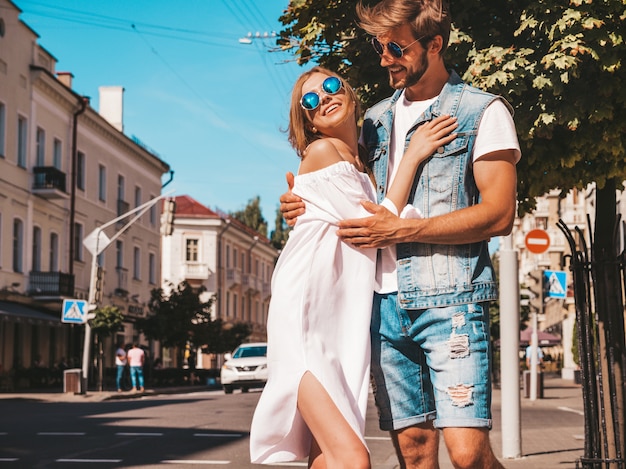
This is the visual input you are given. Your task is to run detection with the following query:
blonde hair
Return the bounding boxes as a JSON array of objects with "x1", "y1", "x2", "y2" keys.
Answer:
[
  {"x1": 356, "y1": 0, "x2": 451, "y2": 55},
  {"x1": 288, "y1": 66, "x2": 361, "y2": 158}
]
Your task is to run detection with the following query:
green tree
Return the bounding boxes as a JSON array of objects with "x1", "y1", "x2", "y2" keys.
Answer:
[
  {"x1": 90, "y1": 305, "x2": 124, "y2": 391},
  {"x1": 231, "y1": 196, "x2": 268, "y2": 237},
  {"x1": 90, "y1": 305, "x2": 124, "y2": 339},
  {"x1": 278, "y1": 0, "x2": 625, "y2": 460},
  {"x1": 270, "y1": 206, "x2": 291, "y2": 250},
  {"x1": 137, "y1": 281, "x2": 251, "y2": 366}
]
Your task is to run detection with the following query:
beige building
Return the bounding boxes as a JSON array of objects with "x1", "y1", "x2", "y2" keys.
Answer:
[
  {"x1": 0, "y1": 0, "x2": 170, "y2": 385},
  {"x1": 161, "y1": 195, "x2": 278, "y2": 369},
  {"x1": 512, "y1": 187, "x2": 592, "y2": 379}
]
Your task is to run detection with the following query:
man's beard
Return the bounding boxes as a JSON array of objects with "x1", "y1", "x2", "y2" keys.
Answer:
[{"x1": 388, "y1": 49, "x2": 429, "y2": 90}]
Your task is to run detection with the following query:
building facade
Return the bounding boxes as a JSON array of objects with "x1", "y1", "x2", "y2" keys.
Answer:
[
  {"x1": 161, "y1": 195, "x2": 278, "y2": 369},
  {"x1": 512, "y1": 187, "x2": 593, "y2": 379},
  {"x1": 0, "y1": 0, "x2": 170, "y2": 386}
]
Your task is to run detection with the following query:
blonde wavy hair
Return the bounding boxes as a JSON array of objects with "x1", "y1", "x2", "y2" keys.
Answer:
[
  {"x1": 357, "y1": 0, "x2": 451, "y2": 56},
  {"x1": 287, "y1": 66, "x2": 361, "y2": 158}
]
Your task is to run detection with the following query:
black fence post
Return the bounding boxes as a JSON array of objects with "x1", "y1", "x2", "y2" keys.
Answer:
[{"x1": 557, "y1": 218, "x2": 625, "y2": 469}]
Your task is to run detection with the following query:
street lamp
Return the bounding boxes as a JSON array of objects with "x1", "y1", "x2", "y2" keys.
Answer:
[{"x1": 79, "y1": 190, "x2": 175, "y2": 393}]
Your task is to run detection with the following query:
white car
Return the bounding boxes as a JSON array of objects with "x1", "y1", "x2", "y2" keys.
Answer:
[{"x1": 220, "y1": 342, "x2": 268, "y2": 394}]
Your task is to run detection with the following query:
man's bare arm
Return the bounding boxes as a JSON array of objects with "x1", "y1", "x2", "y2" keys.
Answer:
[{"x1": 337, "y1": 150, "x2": 517, "y2": 248}]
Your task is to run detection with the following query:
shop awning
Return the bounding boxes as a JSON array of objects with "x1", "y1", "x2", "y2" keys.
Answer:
[{"x1": 0, "y1": 301, "x2": 61, "y2": 326}]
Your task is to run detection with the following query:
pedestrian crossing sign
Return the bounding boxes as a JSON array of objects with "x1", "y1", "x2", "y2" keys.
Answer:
[
  {"x1": 62, "y1": 299, "x2": 88, "y2": 324},
  {"x1": 544, "y1": 270, "x2": 567, "y2": 299}
]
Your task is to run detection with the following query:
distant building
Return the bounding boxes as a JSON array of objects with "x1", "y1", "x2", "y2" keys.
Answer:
[
  {"x1": 0, "y1": 0, "x2": 170, "y2": 384},
  {"x1": 161, "y1": 195, "x2": 279, "y2": 369},
  {"x1": 512, "y1": 186, "x2": 595, "y2": 379}
]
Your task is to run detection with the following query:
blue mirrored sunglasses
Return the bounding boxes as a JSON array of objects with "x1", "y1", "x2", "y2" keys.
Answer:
[{"x1": 300, "y1": 76, "x2": 343, "y2": 111}]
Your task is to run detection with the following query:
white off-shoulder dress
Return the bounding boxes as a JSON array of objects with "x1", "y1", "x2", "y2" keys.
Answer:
[{"x1": 250, "y1": 161, "x2": 378, "y2": 464}]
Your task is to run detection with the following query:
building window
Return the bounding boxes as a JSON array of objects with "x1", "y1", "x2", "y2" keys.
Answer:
[
  {"x1": 226, "y1": 245, "x2": 231, "y2": 268},
  {"x1": 134, "y1": 186, "x2": 141, "y2": 208},
  {"x1": 32, "y1": 226, "x2": 42, "y2": 271},
  {"x1": 241, "y1": 253, "x2": 245, "y2": 272},
  {"x1": 117, "y1": 174, "x2": 125, "y2": 201},
  {"x1": 186, "y1": 239, "x2": 199, "y2": 262},
  {"x1": 133, "y1": 247, "x2": 141, "y2": 280},
  {"x1": 53, "y1": 138, "x2": 62, "y2": 169},
  {"x1": 233, "y1": 248, "x2": 238, "y2": 268},
  {"x1": 49, "y1": 232, "x2": 59, "y2": 271},
  {"x1": 149, "y1": 252, "x2": 156, "y2": 285},
  {"x1": 116, "y1": 240, "x2": 123, "y2": 269},
  {"x1": 73, "y1": 222, "x2": 83, "y2": 262},
  {"x1": 77, "y1": 151, "x2": 85, "y2": 190},
  {"x1": 0, "y1": 102, "x2": 5, "y2": 157},
  {"x1": 98, "y1": 164, "x2": 106, "y2": 202},
  {"x1": 149, "y1": 194, "x2": 156, "y2": 226},
  {"x1": 36, "y1": 127, "x2": 45, "y2": 166},
  {"x1": 13, "y1": 218, "x2": 24, "y2": 272},
  {"x1": 17, "y1": 115, "x2": 27, "y2": 168}
]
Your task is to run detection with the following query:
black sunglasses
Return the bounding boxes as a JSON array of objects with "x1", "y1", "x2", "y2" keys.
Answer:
[
  {"x1": 371, "y1": 36, "x2": 423, "y2": 58},
  {"x1": 300, "y1": 76, "x2": 343, "y2": 111}
]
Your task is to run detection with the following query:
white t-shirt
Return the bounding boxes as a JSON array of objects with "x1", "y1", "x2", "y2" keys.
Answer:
[
  {"x1": 115, "y1": 348, "x2": 127, "y2": 366},
  {"x1": 376, "y1": 90, "x2": 521, "y2": 294}
]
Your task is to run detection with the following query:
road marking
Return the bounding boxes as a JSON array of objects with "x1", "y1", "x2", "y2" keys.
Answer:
[
  {"x1": 0, "y1": 458, "x2": 19, "y2": 462},
  {"x1": 115, "y1": 432, "x2": 163, "y2": 436},
  {"x1": 56, "y1": 459, "x2": 122, "y2": 463},
  {"x1": 193, "y1": 433, "x2": 242, "y2": 438},
  {"x1": 37, "y1": 432, "x2": 86, "y2": 436},
  {"x1": 273, "y1": 463, "x2": 308, "y2": 467},
  {"x1": 162, "y1": 460, "x2": 230, "y2": 465},
  {"x1": 0, "y1": 432, "x2": 7, "y2": 435},
  {"x1": 365, "y1": 436, "x2": 391, "y2": 440},
  {"x1": 558, "y1": 406, "x2": 584, "y2": 416}
]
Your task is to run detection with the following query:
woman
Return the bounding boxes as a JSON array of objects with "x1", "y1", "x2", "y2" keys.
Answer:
[{"x1": 249, "y1": 67, "x2": 456, "y2": 468}]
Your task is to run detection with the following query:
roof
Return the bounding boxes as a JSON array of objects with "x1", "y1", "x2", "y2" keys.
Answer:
[
  {"x1": 169, "y1": 195, "x2": 272, "y2": 245},
  {"x1": 170, "y1": 195, "x2": 220, "y2": 218}
]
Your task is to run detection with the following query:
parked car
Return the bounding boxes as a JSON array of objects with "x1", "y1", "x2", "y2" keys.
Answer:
[{"x1": 220, "y1": 342, "x2": 268, "y2": 394}]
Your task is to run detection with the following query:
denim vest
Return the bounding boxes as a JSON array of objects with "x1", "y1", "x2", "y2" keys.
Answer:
[{"x1": 362, "y1": 71, "x2": 511, "y2": 309}]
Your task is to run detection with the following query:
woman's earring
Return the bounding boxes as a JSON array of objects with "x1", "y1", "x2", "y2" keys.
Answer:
[{"x1": 311, "y1": 127, "x2": 318, "y2": 134}]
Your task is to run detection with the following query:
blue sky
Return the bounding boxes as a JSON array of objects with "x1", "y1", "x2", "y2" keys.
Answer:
[{"x1": 16, "y1": 0, "x2": 306, "y2": 225}]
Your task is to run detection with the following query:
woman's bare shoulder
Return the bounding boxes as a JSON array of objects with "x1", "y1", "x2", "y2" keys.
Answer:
[{"x1": 299, "y1": 138, "x2": 344, "y2": 175}]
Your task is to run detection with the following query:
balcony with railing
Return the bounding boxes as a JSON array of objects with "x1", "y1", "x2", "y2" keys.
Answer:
[
  {"x1": 226, "y1": 269, "x2": 241, "y2": 289},
  {"x1": 32, "y1": 167, "x2": 68, "y2": 199},
  {"x1": 242, "y1": 274, "x2": 260, "y2": 294},
  {"x1": 29, "y1": 271, "x2": 74, "y2": 297},
  {"x1": 262, "y1": 281, "x2": 271, "y2": 299},
  {"x1": 183, "y1": 262, "x2": 210, "y2": 280}
]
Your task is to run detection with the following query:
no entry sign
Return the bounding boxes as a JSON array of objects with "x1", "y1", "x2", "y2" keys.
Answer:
[{"x1": 525, "y1": 229, "x2": 550, "y2": 254}]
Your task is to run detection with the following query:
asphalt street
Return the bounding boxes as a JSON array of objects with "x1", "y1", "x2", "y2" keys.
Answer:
[{"x1": 0, "y1": 373, "x2": 585, "y2": 468}]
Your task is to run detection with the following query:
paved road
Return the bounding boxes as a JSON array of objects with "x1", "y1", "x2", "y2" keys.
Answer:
[
  {"x1": 0, "y1": 388, "x2": 397, "y2": 468},
  {"x1": 0, "y1": 374, "x2": 585, "y2": 468}
]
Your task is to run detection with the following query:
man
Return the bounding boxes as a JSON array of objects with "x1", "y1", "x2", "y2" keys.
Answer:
[
  {"x1": 127, "y1": 343, "x2": 145, "y2": 393},
  {"x1": 280, "y1": 1, "x2": 520, "y2": 467},
  {"x1": 115, "y1": 344, "x2": 127, "y2": 392}
]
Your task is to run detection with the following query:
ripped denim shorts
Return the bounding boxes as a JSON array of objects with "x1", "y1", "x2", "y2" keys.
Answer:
[{"x1": 370, "y1": 293, "x2": 493, "y2": 431}]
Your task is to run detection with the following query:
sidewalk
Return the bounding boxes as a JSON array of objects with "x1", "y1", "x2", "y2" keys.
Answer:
[{"x1": 438, "y1": 373, "x2": 585, "y2": 469}]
